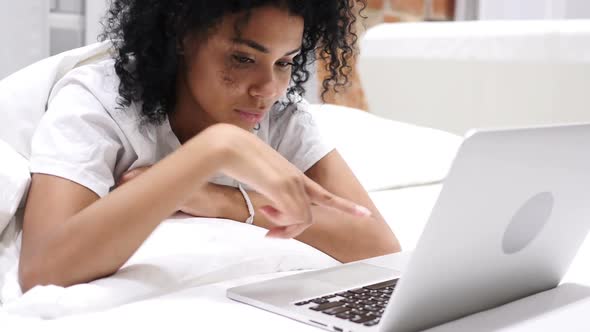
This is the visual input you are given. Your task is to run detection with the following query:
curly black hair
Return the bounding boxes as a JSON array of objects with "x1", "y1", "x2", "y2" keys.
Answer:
[{"x1": 100, "y1": 0, "x2": 365, "y2": 125}]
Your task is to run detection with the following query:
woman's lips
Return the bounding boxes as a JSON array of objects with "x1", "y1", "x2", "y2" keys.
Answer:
[{"x1": 235, "y1": 109, "x2": 264, "y2": 124}]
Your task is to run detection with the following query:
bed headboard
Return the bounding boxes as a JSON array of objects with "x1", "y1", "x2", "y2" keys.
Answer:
[{"x1": 358, "y1": 20, "x2": 590, "y2": 135}]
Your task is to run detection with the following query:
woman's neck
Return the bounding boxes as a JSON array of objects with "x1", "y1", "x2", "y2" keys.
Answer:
[{"x1": 169, "y1": 73, "x2": 215, "y2": 144}]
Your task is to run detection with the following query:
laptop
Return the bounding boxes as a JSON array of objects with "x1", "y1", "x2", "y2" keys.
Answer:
[{"x1": 227, "y1": 124, "x2": 590, "y2": 332}]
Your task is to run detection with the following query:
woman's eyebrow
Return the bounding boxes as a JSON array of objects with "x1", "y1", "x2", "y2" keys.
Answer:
[{"x1": 231, "y1": 38, "x2": 301, "y2": 56}]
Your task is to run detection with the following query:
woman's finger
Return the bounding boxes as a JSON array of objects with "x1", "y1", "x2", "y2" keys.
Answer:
[
  {"x1": 265, "y1": 226, "x2": 289, "y2": 238},
  {"x1": 304, "y1": 177, "x2": 372, "y2": 217},
  {"x1": 254, "y1": 173, "x2": 312, "y2": 226},
  {"x1": 260, "y1": 206, "x2": 311, "y2": 239},
  {"x1": 259, "y1": 205, "x2": 304, "y2": 228}
]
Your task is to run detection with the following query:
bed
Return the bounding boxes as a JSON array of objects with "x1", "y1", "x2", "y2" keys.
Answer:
[{"x1": 2, "y1": 19, "x2": 590, "y2": 331}]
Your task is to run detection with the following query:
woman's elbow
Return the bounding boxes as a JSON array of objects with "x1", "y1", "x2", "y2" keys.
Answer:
[
  {"x1": 18, "y1": 259, "x2": 42, "y2": 294},
  {"x1": 385, "y1": 240, "x2": 402, "y2": 255},
  {"x1": 371, "y1": 238, "x2": 401, "y2": 258},
  {"x1": 372, "y1": 226, "x2": 402, "y2": 257},
  {"x1": 18, "y1": 254, "x2": 118, "y2": 293},
  {"x1": 18, "y1": 253, "x2": 61, "y2": 293}
]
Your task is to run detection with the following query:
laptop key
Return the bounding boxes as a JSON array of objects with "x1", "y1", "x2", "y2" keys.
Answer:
[
  {"x1": 350, "y1": 314, "x2": 379, "y2": 324},
  {"x1": 310, "y1": 301, "x2": 344, "y2": 311},
  {"x1": 349, "y1": 288, "x2": 365, "y2": 294},
  {"x1": 312, "y1": 298, "x2": 329, "y2": 304},
  {"x1": 294, "y1": 300, "x2": 311, "y2": 306},
  {"x1": 364, "y1": 319, "x2": 381, "y2": 327},
  {"x1": 322, "y1": 305, "x2": 349, "y2": 315},
  {"x1": 335, "y1": 311, "x2": 353, "y2": 319}
]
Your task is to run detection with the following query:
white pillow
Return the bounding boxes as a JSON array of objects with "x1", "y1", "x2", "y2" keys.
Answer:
[
  {"x1": 309, "y1": 104, "x2": 462, "y2": 191},
  {"x1": 0, "y1": 139, "x2": 30, "y2": 233},
  {"x1": 2, "y1": 217, "x2": 339, "y2": 318},
  {"x1": 0, "y1": 42, "x2": 111, "y2": 159}
]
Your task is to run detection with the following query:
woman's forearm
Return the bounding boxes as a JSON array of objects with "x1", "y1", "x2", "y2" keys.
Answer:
[
  {"x1": 20, "y1": 128, "x2": 224, "y2": 291},
  {"x1": 218, "y1": 188, "x2": 401, "y2": 263},
  {"x1": 297, "y1": 205, "x2": 400, "y2": 263}
]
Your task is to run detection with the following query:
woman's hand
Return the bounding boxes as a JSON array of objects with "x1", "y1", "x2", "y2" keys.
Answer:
[{"x1": 198, "y1": 124, "x2": 371, "y2": 239}]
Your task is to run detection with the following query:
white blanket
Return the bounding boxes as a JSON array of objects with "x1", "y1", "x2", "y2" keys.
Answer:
[
  {"x1": 0, "y1": 141, "x2": 29, "y2": 232},
  {"x1": 0, "y1": 215, "x2": 339, "y2": 317}
]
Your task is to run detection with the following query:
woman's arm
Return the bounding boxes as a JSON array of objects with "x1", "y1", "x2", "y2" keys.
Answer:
[
  {"x1": 208, "y1": 150, "x2": 401, "y2": 262},
  {"x1": 20, "y1": 125, "x2": 226, "y2": 292},
  {"x1": 20, "y1": 124, "x2": 366, "y2": 292}
]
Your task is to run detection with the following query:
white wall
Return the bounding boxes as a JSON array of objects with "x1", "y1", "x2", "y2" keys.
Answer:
[
  {"x1": 479, "y1": 0, "x2": 590, "y2": 20},
  {"x1": 0, "y1": 2, "x2": 49, "y2": 79},
  {"x1": 565, "y1": 1, "x2": 590, "y2": 18},
  {"x1": 454, "y1": 0, "x2": 479, "y2": 20},
  {"x1": 85, "y1": 1, "x2": 110, "y2": 45},
  {"x1": 49, "y1": 0, "x2": 85, "y2": 55}
]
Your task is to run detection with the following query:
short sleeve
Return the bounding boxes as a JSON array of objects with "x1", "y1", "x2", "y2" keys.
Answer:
[
  {"x1": 272, "y1": 102, "x2": 335, "y2": 172},
  {"x1": 29, "y1": 83, "x2": 124, "y2": 197}
]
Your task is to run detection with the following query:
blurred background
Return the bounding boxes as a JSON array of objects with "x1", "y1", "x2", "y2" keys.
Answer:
[
  {"x1": 0, "y1": 1, "x2": 107, "y2": 79},
  {"x1": 332, "y1": 0, "x2": 590, "y2": 110}
]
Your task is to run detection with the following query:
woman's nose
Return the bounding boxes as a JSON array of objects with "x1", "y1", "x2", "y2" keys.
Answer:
[{"x1": 248, "y1": 69, "x2": 280, "y2": 100}]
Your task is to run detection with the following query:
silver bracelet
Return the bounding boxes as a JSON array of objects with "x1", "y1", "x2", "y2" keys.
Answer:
[{"x1": 237, "y1": 183, "x2": 255, "y2": 225}]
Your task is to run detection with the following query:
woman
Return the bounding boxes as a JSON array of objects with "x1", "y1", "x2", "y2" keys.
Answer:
[{"x1": 19, "y1": 0, "x2": 400, "y2": 292}]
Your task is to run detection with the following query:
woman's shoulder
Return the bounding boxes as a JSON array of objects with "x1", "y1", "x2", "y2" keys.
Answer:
[
  {"x1": 268, "y1": 98, "x2": 314, "y2": 127},
  {"x1": 262, "y1": 98, "x2": 319, "y2": 146},
  {"x1": 48, "y1": 58, "x2": 122, "y2": 113},
  {"x1": 262, "y1": 99, "x2": 334, "y2": 172},
  {"x1": 47, "y1": 58, "x2": 147, "y2": 127}
]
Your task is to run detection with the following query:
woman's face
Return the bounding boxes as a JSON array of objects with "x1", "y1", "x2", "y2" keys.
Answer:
[{"x1": 179, "y1": 6, "x2": 304, "y2": 131}]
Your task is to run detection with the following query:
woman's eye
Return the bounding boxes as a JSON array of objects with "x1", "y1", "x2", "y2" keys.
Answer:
[
  {"x1": 232, "y1": 55, "x2": 254, "y2": 64},
  {"x1": 276, "y1": 61, "x2": 294, "y2": 68}
]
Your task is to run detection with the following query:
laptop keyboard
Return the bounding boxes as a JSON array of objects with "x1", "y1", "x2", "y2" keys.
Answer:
[{"x1": 293, "y1": 278, "x2": 398, "y2": 327}]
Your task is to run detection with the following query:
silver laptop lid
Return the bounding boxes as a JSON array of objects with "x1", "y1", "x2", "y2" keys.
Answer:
[{"x1": 382, "y1": 123, "x2": 590, "y2": 332}]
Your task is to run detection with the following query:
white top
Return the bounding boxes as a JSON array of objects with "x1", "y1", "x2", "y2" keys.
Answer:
[{"x1": 29, "y1": 59, "x2": 334, "y2": 197}]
